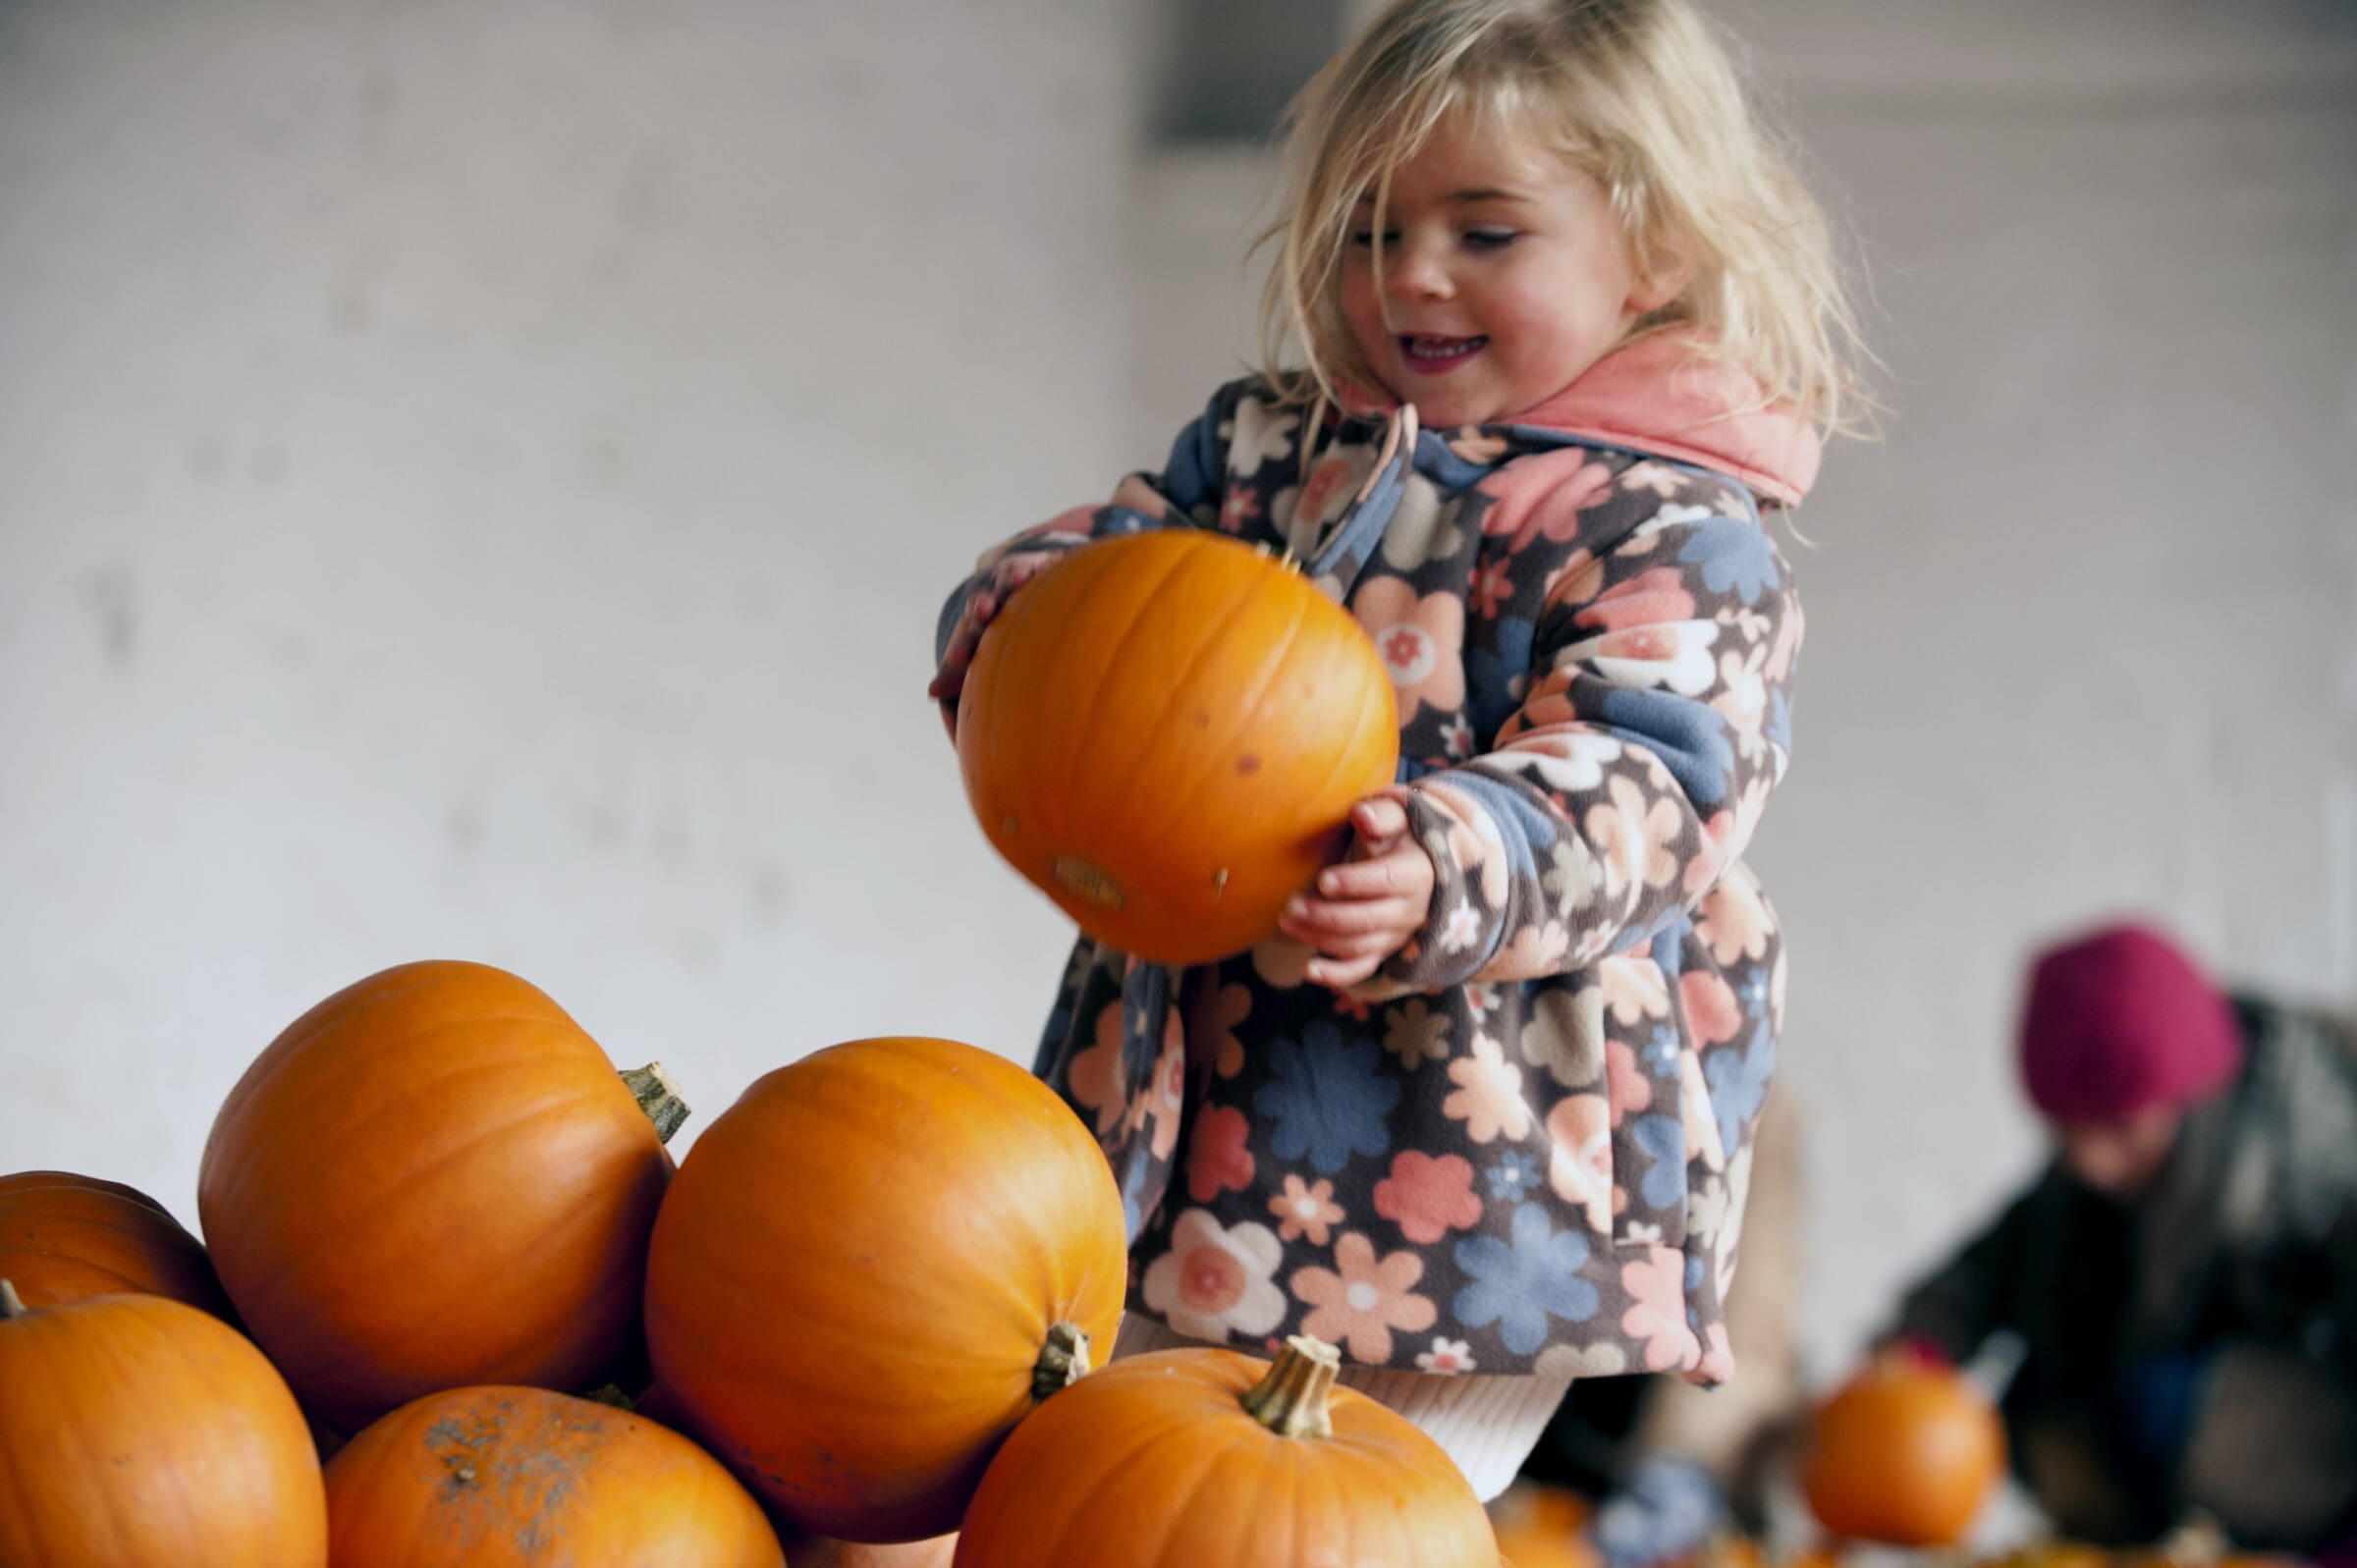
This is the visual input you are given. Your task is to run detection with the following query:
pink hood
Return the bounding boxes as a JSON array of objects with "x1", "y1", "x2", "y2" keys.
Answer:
[{"x1": 1514, "y1": 333, "x2": 1822, "y2": 508}]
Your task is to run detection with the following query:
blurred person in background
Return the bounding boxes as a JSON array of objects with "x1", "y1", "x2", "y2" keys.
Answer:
[{"x1": 1881, "y1": 921, "x2": 2357, "y2": 1554}]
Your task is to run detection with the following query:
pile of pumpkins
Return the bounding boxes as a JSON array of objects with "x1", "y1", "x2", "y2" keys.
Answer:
[{"x1": 0, "y1": 957, "x2": 1501, "y2": 1566}]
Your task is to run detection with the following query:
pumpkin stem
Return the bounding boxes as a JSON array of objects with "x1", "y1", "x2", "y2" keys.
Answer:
[
  {"x1": 579, "y1": 1383, "x2": 636, "y2": 1410},
  {"x1": 621, "y1": 1062, "x2": 691, "y2": 1144},
  {"x1": 1240, "y1": 1333, "x2": 1339, "y2": 1439},
  {"x1": 1030, "y1": 1321, "x2": 1091, "y2": 1402},
  {"x1": 0, "y1": 1279, "x2": 25, "y2": 1320}
]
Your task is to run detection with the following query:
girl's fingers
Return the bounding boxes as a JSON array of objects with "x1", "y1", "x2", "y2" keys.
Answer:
[
  {"x1": 1307, "y1": 952, "x2": 1383, "y2": 989},
  {"x1": 1318, "y1": 851, "x2": 1429, "y2": 901},
  {"x1": 1351, "y1": 794, "x2": 1410, "y2": 841},
  {"x1": 1281, "y1": 893, "x2": 1417, "y2": 942}
]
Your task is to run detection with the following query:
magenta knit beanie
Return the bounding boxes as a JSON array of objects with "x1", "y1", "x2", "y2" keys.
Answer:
[{"x1": 2017, "y1": 922, "x2": 2244, "y2": 1122}]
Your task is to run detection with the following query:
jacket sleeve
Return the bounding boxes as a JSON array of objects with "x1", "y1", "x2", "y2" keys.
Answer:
[
  {"x1": 929, "y1": 383, "x2": 1235, "y2": 731},
  {"x1": 1383, "y1": 464, "x2": 1805, "y2": 989},
  {"x1": 1889, "y1": 1181, "x2": 2043, "y2": 1362}
]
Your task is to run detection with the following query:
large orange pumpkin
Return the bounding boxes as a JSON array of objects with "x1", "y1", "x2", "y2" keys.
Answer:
[
  {"x1": 643, "y1": 1035, "x2": 1127, "y2": 1541},
  {"x1": 958, "y1": 528, "x2": 1399, "y2": 964},
  {"x1": 198, "y1": 959, "x2": 687, "y2": 1433},
  {"x1": 956, "y1": 1335, "x2": 1499, "y2": 1567},
  {"x1": 1799, "y1": 1356, "x2": 2005, "y2": 1545},
  {"x1": 324, "y1": 1384, "x2": 783, "y2": 1566},
  {"x1": 0, "y1": 1167, "x2": 236, "y2": 1319},
  {"x1": 0, "y1": 1279, "x2": 327, "y2": 1566}
]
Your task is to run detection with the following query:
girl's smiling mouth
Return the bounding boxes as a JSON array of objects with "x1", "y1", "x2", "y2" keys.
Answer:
[{"x1": 1400, "y1": 334, "x2": 1487, "y2": 369}]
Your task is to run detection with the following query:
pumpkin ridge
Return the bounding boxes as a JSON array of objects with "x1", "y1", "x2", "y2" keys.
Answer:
[
  {"x1": 1082, "y1": 556, "x2": 1307, "y2": 845},
  {"x1": 1042, "y1": 540, "x2": 1196, "y2": 830},
  {"x1": 1118, "y1": 585, "x2": 1316, "y2": 866}
]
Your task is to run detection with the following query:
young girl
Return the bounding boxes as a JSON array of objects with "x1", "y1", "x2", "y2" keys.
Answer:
[{"x1": 932, "y1": 0, "x2": 1865, "y2": 1500}]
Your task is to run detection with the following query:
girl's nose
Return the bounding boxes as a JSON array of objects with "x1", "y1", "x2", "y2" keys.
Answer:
[{"x1": 1386, "y1": 242, "x2": 1453, "y2": 300}]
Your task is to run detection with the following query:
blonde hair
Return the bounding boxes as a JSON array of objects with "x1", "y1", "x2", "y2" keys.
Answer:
[{"x1": 1256, "y1": 0, "x2": 1873, "y2": 438}]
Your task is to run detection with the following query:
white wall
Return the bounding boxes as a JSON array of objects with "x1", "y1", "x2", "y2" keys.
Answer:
[{"x1": 4, "y1": 0, "x2": 2354, "y2": 1383}]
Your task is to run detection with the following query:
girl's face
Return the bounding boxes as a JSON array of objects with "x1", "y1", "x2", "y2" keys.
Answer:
[{"x1": 1338, "y1": 113, "x2": 1676, "y2": 428}]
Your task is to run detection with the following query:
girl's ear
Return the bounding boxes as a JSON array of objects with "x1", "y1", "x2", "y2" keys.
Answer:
[{"x1": 1626, "y1": 243, "x2": 1693, "y2": 315}]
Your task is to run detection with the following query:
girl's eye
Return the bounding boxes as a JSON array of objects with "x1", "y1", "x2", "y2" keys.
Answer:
[
  {"x1": 1347, "y1": 230, "x2": 1398, "y2": 249},
  {"x1": 1463, "y1": 229, "x2": 1517, "y2": 251}
]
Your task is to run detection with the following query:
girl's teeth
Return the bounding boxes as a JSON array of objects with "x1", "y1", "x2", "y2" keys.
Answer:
[{"x1": 1405, "y1": 335, "x2": 1484, "y2": 360}]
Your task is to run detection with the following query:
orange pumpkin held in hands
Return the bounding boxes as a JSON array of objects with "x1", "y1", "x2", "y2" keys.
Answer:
[
  {"x1": 0, "y1": 1279, "x2": 327, "y2": 1566},
  {"x1": 1799, "y1": 1355, "x2": 2005, "y2": 1545},
  {"x1": 324, "y1": 1384, "x2": 783, "y2": 1567},
  {"x1": 957, "y1": 1335, "x2": 1499, "y2": 1567},
  {"x1": 198, "y1": 959, "x2": 689, "y2": 1433},
  {"x1": 957, "y1": 528, "x2": 1400, "y2": 965},
  {"x1": 0, "y1": 1168, "x2": 236, "y2": 1319},
  {"x1": 644, "y1": 1036, "x2": 1127, "y2": 1542}
]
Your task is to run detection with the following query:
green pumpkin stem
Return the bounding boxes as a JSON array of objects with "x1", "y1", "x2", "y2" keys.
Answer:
[
  {"x1": 1031, "y1": 1321, "x2": 1091, "y2": 1402},
  {"x1": 1240, "y1": 1334, "x2": 1339, "y2": 1440},
  {"x1": 0, "y1": 1279, "x2": 25, "y2": 1320},
  {"x1": 621, "y1": 1062, "x2": 691, "y2": 1145}
]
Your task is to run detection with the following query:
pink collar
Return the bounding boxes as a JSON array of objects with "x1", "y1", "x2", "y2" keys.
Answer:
[{"x1": 1343, "y1": 333, "x2": 1822, "y2": 508}]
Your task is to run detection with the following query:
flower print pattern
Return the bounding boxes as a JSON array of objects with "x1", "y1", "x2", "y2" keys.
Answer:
[
  {"x1": 1696, "y1": 868, "x2": 1775, "y2": 967},
  {"x1": 1416, "y1": 1337, "x2": 1477, "y2": 1375},
  {"x1": 982, "y1": 374, "x2": 1801, "y2": 1378},
  {"x1": 1141, "y1": 1211, "x2": 1288, "y2": 1344},
  {"x1": 1486, "y1": 1149, "x2": 1541, "y2": 1202},
  {"x1": 1454, "y1": 1204, "x2": 1601, "y2": 1355},
  {"x1": 1678, "y1": 968, "x2": 1742, "y2": 1048},
  {"x1": 1544, "y1": 1094, "x2": 1612, "y2": 1233},
  {"x1": 1705, "y1": 1018, "x2": 1777, "y2": 1162},
  {"x1": 1373, "y1": 1151, "x2": 1483, "y2": 1244},
  {"x1": 1270, "y1": 1174, "x2": 1345, "y2": 1246},
  {"x1": 1354, "y1": 575, "x2": 1467, "y2": 726},
  {"x1": 1620, "y1": 1246, "x2": 1702, "y2": 1371},
  {"x1": 1293, "y1": 1233, "x2": 1440, "y2": 1363},
  {"x1": 1253, "y1": 1021, "x2": 1399, "y2": 1175},
  {"x1": 1601, "y1": 955, "x2": 1672, "y2": 1027},
  {"x1": 1443, "y1": 1034, "x2": 1531, "y2": 1144},
  {"x1": 1517, "y1": 985, "x2": 1603, "y2": 1089},
  {"x1": 1383, "y1": 998, "x2": 1453, "y2": 1070},
  {"x1": 1185, "y1": 1105, "x2": 1255, "y2": 1204}
]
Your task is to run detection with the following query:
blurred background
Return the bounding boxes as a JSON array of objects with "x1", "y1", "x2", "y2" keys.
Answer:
[{"x1": 2, "y1": 0, "x2": 2352, "y2": 1517}]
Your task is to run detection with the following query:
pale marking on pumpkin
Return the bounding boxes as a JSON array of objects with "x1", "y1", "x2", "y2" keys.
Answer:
[
  {"x1": 1052, "y1": 855, "x2": 1124, "y2": 909},
  {"x1": 1214, "y1": 868, "x2": 1230, "y2": 900},
  {"x1": 1000, "y1": 816, "x2": 1017, "y2": 837}
]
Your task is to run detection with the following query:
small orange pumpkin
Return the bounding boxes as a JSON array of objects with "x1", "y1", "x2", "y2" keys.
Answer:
[
  {"x1": 643, "y1": 1035, "x2": 1127, "y2": 1541},
  {"x1": 0, "y1": 1168, "x2": 236, "y2": 1319},
  {"x1": 1799, "y1": 1356, "x2": 2005, "y2": 1545},
  {"x1": 1488, "y1": 1481, "x2": 1602, "y2": 1568},
  {"x1": 0, "y1": 1279, "x2": 327, "y2": 1566},
  {"x1": 324, "y1": 1384, "x2": 783, "y2": 1566},
  {"x1": 958, "y1": 528, "x2": 1399, "y2": 964},
  {"x1": 198, "y1": 959, "x2": 689, "y2": 1433},
  {"x1": 956, "y1": 1335, "x2": 1499, "y2": 1567}
]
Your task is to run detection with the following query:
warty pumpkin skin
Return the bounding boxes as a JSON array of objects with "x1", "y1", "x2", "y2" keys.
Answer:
[
  {"x1": 1798, "y1": 1356, "x2": 2005, "y2": 1545},
  {"x1": 643, "y1": 1035, "x2": 1128, "y2": 1542},
  {"x1": 954, "y1": 1336, "x2": 1499, "y2": 1568},
  {"x1": 0, "y1": 1281, "x2": 327, "y2": 1567},
  {"x1": 324, "y1": 1384, "x2": 783, "y2": 1567},
  {"x1": 197, "y1": 958, "x2": 686, "y2": 1433},
  {"x1": 957, "y1": 528, "x2": 1400, "y2": 965},
  {"x1": 0, "y1": 1168, "x2": 236, "y2": 1319}
]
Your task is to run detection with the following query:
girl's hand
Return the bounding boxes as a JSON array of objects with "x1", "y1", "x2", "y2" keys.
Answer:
[
  {"x1": 929, "y1": 550, "x2": 1063, "y2": 704},
  {"x1": 1279, "y1": 793, "x2": 1435, "y2": 990}
]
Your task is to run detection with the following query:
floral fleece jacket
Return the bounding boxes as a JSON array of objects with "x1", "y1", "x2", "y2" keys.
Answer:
[{"x1": 934, "y1": 334, "x2": 1820, "y2": 1383}]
